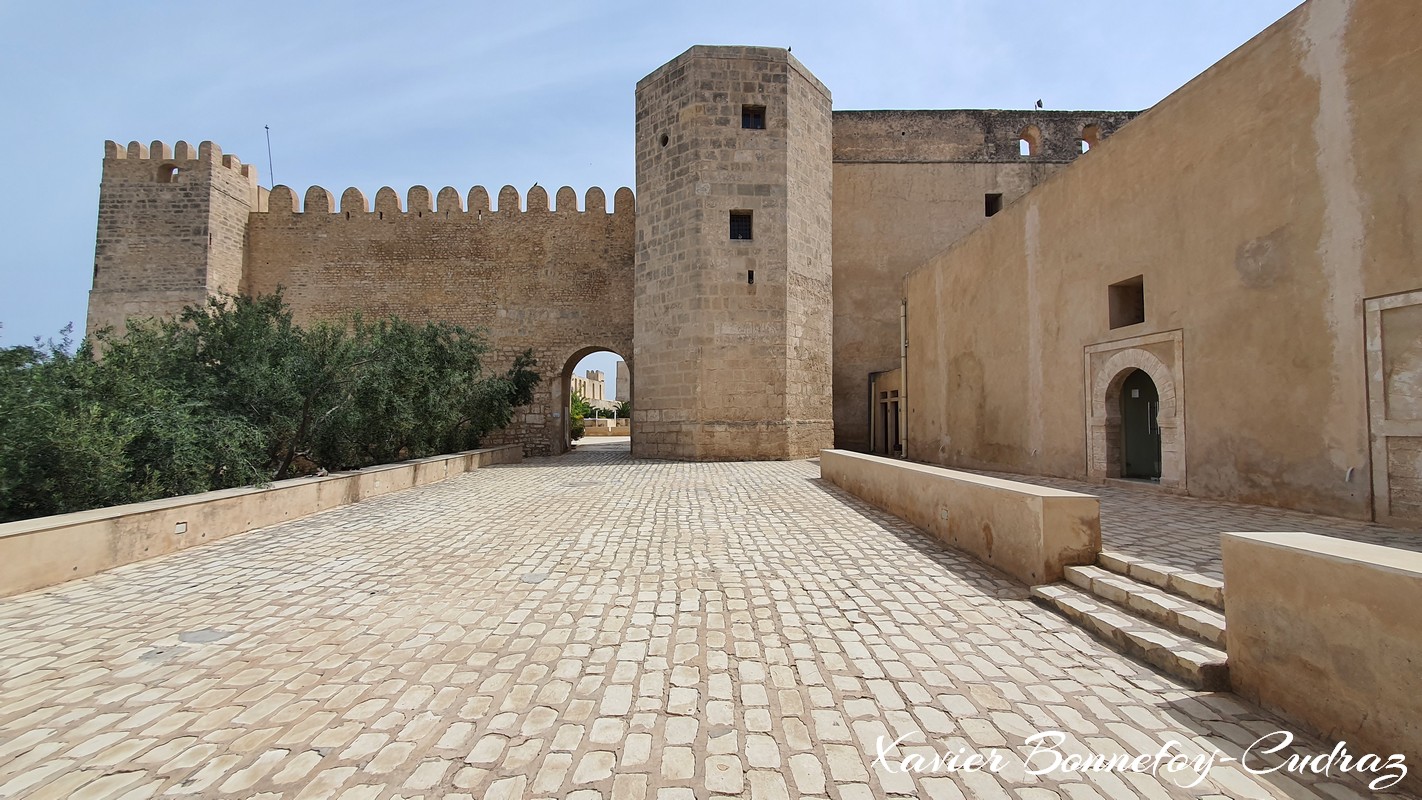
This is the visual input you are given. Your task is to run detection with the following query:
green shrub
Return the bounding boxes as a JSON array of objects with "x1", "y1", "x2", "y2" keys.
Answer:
[{"x1": 0, "y1": 293, "x2": 540, "y2": 522}]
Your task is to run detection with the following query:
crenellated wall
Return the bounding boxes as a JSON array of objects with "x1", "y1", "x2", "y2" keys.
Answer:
[
  {"x1": 247, "y1": 182, "x2": 634, "y2": 457},
  {"x1": 86, "y1": 55, "x2": 1143, "y2": 465}
]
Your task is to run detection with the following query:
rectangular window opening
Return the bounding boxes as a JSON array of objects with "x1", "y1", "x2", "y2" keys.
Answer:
[
  {"x1": 741, "y1": 105, "x2": 766, "y2": 130},
  {"x1": 1108, "y1": 275, "x2": 1146, "y2": 329},
  {"x1": 730, "y1": 210, "x2": 753, "y2": 240},
  {"x1": 985, "y1": 193, "x2": 1004, "y2": 217},
  {"x1": 747, "y1": 270, "x2": 755, "y2": 285}
]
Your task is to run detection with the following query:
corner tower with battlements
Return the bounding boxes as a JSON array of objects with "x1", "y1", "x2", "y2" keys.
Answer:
[
  {"x1": 633, "y1": 46, "x2": 835, "y2": 460},
  {"x1": 88, "y1": 140, "x2": 265, "y2": 337}
]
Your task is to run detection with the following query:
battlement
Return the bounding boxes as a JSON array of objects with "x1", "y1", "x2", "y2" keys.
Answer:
[
  {"x1": 103, "y1": 140, "x2": 259, "y2": 187},
  {"x1": 264, "y1": 184, "x2": 635, "y2": 218}
]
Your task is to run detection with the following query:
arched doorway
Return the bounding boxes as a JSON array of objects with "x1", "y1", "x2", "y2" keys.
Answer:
[
  {"x1": 1087, "y1": 340, "x2": 1184, "y2": 489},
  {"x1": 561, "y1": 347, "x2": 631, "y2": 453},
  {"x1": 1118, "y1": 369, "x2": 1162, "y2": 480}
]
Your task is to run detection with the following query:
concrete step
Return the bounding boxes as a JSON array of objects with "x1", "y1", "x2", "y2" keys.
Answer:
[
  {"x1": 1097, "y1": 549, "x2": 1225, "y2": 610},
  {"x1": 1032, "y1": 583, "x2": 1230, "y2": 691},
  {"x1": 1064, "y1": 565, "x2": 1227, "y2": 648}
]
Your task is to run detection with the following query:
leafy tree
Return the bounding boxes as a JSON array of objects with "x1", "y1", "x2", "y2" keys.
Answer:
[
  {"x1": 615, "y1": 400, "x2": 632, "y2": 419},
  {"x1": 0, "y1": 293, "x2": 541, "y2": 522},
  {"x1": 0, "y1": 328, "x2": 134, "y2": 518}
]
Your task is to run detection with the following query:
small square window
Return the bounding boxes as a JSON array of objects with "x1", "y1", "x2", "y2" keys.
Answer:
[
  {"x1": 730, "y1": 210, "x2": 753, "y2": 240},
  {"x1": 742, "y1": 105, "x2": 766, "y2": 130},
  {"x1": 1109, "y1": 275, "x2": 1145, "y2": 328},
  {"x1": 985, "y1": 193, "x2": 1003, "y2": 217}
]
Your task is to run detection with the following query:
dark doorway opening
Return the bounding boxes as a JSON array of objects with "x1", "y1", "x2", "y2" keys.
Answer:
[{"x1": 1120, "y1": 369, "x2": 1162, "y2": 480}]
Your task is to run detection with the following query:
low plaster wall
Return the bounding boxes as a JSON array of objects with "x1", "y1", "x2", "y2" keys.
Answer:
[
  {"x1": 1223, "y1": 532, "x2": 1422, "y2": 791},
  {"x1": 820, "y1": 450, "x2": 1099, "y2": 584},
  {"x1": 0, "y1": 445, "x2": 523, "y2": 599}
]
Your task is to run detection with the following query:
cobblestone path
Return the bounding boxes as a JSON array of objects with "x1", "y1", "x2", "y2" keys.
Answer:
[{"x1": 0, "y1": 441, "x2": 1408, "y2": 799}]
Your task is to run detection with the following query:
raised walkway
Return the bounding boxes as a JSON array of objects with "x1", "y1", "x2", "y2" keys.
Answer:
[
  {"x1": 974, "y1": 469, "x2": 1420, "y2": 580},
  {"x1": 0, "y1": 439, "x2": 1407, "y2": 799}
]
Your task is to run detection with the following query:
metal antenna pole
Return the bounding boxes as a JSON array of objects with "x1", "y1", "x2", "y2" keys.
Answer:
[{"x1": 264, "y1": 125, "x2": 275, "y2": 188}]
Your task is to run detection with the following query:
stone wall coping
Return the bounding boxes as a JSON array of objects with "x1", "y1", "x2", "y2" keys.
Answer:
[
  {"x1": 1221, "y1": 531, "x2": 1422, "y2": 578},
  {"x1": 0, "y1": 445, "x2": 521, "y2": 541},
  {"x1": 823, "y1": 451, "x2": 1098, "y2": 500},
  {"x1": 819, "y1": 449, "x2": 1100, "y2": 585}
]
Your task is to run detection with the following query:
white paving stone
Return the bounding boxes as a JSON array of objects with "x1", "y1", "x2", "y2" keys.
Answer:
[{"x1": 0, "y1": 440, "x2": 1395, "y2": 799}]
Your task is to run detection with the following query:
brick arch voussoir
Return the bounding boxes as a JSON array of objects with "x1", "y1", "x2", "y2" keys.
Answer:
[{"x1": 1094, "y1": 348, "x2": 1176, "y2": 419}]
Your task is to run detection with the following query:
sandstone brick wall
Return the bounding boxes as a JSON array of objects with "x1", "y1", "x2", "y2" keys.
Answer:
[
  {"x1": 829, "y1": 110, "x2": 1136, "y2": 451},
  {"x1": 633, "y1": 46, "x2": 834, "y2": 460},
  {"x1": 86, "y1": 71, "x2": 1141, "y2": 466},
  {"x1": 247, "y1": 184, "x2": 634, "y2": 457},
  {"x1": 783, "y1": 60, "x2": 836, "y2": 457},
  {"x1": 88, "y1": 140, "x2": 262, "y2": 337}
]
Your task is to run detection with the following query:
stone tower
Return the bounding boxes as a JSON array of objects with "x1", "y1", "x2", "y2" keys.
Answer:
[
  {"x1": 88, "y1": 140, "x2": 262, "y2": 337},
  {"x1": 632, "y1": 46, "x2": 834, "y2": 460}
]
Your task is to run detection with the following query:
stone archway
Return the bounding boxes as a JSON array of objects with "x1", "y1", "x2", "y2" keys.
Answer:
[
  {"x1": 1085, "y1": 335, "x2": 1185, "y2": 489},
  {"x1": 557, "y1": 346, "x2": 632, "y2": 455}
]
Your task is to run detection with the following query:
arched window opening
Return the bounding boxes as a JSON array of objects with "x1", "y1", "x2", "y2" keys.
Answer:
[
  {"x1": 158, "y1": 164, "x2": 180, "y2": 183},
  {"x1": 1018, "y1": 125, "x2": 1041, "y2": 158},
  {"x1": 1081, "y1": 123, "x2": 1101, "y2": 152}
]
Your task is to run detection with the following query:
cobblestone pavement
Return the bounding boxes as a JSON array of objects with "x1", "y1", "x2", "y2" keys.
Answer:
[
  {"x1": 973, "y1": 470, "x2": 1422, "y2": 580},
  {"x1": 0, "y1": 440, "x2": 1412, "y2": 799}
]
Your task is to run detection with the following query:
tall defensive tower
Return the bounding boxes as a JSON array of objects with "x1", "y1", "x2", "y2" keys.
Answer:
[
  {"x1": 632, "y1": 46, "x2": 834, "y2": 460},
  {"x1": 88, "y1": 140, "x2": 262, "y2": 337}
]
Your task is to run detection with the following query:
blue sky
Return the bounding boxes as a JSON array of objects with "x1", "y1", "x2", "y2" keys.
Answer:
[{"x1": 0, "y1": 0, "x2": 1301, "y2": 392}]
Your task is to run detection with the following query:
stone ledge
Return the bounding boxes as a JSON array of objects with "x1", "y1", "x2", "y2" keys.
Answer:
[
  {"x1": 819, "y1": 450, "x2": 1100, "y2": 585},
  {"x1": 1223, "y1": 531, "x2": 1422, "y2": 794},
  {"x1": 0, "y1": 445, "x2": 523, "y2": 599}
]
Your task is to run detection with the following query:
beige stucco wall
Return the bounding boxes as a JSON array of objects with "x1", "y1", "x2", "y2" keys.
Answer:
[
  {"x1": 903, "y1": 0, "x2": 1422, "y2": 521},
  {"x1": 829, "y1": 111, "x2": 1135, "y2": 452},
  {"x1": 820, "y1": 449, "x2": 1099, "y2": 585},
  {"x1": 1223, "y1": 532, "x2": 1422, "y2": 793},
  {"x1": 0, "y1": 445, "x2": 522, "y2": 599}
]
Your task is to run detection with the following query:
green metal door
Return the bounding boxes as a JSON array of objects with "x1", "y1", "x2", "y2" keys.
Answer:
[{"x1": 1121, "y1": 369, "x2": 1162, "y2": 480}]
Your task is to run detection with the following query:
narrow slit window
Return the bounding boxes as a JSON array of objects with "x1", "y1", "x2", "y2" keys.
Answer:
[
  {"x1": 730, "y1": 210, "x2": 753, "y2": 240},
  {"x1": 985, "y1": 193, "x2": 1004, "y2": 217},
  {"x1": 741, "y1": 105, "x2": 766, "y2": 130},
  {"x1": 747, "y1": 270, "x2": 755, "y2": 285}
]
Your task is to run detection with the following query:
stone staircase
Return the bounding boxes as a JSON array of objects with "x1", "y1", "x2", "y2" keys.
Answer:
[{"x1": 1031, "y1": 551, "x2": 1229, "y2": 691}]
